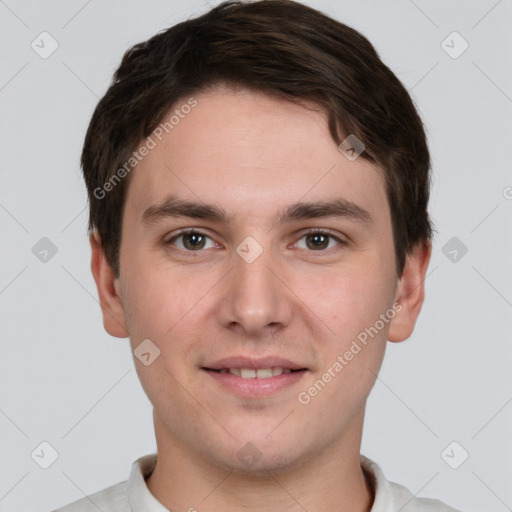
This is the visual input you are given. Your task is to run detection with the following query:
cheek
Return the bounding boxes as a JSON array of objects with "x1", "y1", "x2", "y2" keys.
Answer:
[
  {"x1": 121, "y1": 264, "x2": 218, "y2": 378},
  {"x1": 297, "y1": 259, "x2": 395, "y2": 338},
  {"x1": 121, "y1": 261, "x2": 195, "y2": 345},
  {"x1": 296, "y1": 270, "x2": 391, "y2": 411}
]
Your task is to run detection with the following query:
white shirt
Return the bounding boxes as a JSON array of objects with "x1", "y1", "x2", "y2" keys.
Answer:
[{"x1": 52, "y1": 453, "x2": 461, "y2": 512}]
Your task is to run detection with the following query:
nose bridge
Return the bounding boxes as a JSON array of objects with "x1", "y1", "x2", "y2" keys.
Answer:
[
  {"x1": 220, "y1": 234, "x2": 290, "y2": 333},
  {"x1": 235, "y1": 236, "x2": 274, "y2": 289}
]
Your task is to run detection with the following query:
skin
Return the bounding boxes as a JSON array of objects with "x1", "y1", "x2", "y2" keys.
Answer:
[{"x1": 90, "y1": 85, "x2": 431, "y2": 512}]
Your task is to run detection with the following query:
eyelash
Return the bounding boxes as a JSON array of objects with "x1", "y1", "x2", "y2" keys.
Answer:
[{"x1": 164, "y1": 228, "x2": 346, "y2": 254}]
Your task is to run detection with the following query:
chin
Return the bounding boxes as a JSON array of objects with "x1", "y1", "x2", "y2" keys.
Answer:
[
  {"x1": 224, "y1": 449, "x2": 305, "y2": 477},
  {"x1": 208, "y1": 432, "x2": 316, "y2": 477}
]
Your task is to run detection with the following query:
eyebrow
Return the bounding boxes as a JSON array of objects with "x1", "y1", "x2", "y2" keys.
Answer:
[{"x1": 142, "y1": 196, "x2": 372, "y2": 227}]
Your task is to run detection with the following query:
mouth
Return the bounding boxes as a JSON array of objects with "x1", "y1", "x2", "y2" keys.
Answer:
[
  {"x1": 201, "y1": 357, "x2": 308, "y2": 397},
  {"x1": 203, "y1": 367, "x2": 305, "y2": 379}
]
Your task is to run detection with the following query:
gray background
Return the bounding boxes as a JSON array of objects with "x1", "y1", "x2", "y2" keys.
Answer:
[{"x1": 1, "y1": 0, "x2": 511, "y2": 511}]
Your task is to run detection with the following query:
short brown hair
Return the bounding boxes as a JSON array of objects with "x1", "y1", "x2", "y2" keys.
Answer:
[{"x1": 82, "y1": 0, "x2": 433, "y2": 277}]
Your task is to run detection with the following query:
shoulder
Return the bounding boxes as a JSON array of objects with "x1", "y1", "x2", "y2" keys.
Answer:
[
  {"x1": 361, "y1": 455, "x2": 462, "y2": 512},
  {"x1": 387, "y1": 480, "x2": 462, "y2": 512},
  {"x1": 51, "y1": 480, "x2": 129, "y2": 512}
]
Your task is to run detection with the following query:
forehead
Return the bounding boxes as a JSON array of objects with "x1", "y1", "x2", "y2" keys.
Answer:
[{"x1": 124, "y1": 88, "x2": 389, "y2": 228}]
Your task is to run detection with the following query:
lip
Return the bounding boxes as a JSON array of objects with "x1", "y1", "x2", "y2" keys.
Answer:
[
  {"x1": 203, "y1": 367, "x2": 308, "y2": 397},
  {"x1": 203, "y1": 356, "x2": 306, "y2": 371}
]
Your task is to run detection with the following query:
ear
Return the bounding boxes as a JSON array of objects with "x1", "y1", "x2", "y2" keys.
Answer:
[
  {"x1": 89, "y1": 231, "x2": 129, "y2": 338},
  {"x1": 388, "y1": 241, "x2": 432, "y2": 343}
]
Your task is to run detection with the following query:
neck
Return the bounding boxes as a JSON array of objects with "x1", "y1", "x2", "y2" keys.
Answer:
[{"x1": 145, "y1": 410, "x2": 374, "y2": 512}]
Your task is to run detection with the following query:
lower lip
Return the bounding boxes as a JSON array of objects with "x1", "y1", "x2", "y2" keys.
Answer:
[{"x1": 203, "y1": 369, "x2": 307, "y2": 397}]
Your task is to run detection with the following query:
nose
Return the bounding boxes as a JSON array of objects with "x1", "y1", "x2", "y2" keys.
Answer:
[{"x1": 217, "y1": 239, "x2": 293, "y2": 338}]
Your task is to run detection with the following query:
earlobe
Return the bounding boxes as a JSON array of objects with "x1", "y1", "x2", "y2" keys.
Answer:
[
  {"x1": 387, "y1": 241, "x2": 432, "y2": 343},
  {"x1": 89, "y1": 231, "x2": 129, "y2": 338}
]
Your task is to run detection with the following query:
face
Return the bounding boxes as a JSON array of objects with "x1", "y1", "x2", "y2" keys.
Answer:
[{"x1": 92, "y1": 86, "x2": 430, "y2": 474}]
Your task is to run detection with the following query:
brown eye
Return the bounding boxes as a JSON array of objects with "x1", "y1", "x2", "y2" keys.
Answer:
[
  {"x1": 166, "y1": 230, "x2": 215, "y2": 251},
  {"x1": 305, "y1": 232, "x2": 330, "y2": 250},
  {"x1": 181, "y1": 232, "x2": 207, "y2": 250},
  {"x1": 295, "y1": 230, "x2": 344, "y2": 252}
]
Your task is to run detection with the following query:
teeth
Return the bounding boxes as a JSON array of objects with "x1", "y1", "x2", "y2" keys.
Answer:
[
  {"x1": 240, "y1": 368, "x2": 256, "y2": 379},
  {"x1": 256, "y1": 368, "x2": 272, "y2": 379},
  {"x1": 222, "y1": 367, "x2": 292, "y2": 379}
]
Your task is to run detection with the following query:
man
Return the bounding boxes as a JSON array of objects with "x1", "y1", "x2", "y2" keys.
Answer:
[{"x1": 54, "y1": 1, "x2": 461, "y2": 510}]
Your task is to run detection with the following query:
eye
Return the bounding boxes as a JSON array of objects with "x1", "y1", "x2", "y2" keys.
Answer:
[
  {"x1": 295, "y1": 229, "x2": 345, "y2": 251},
  {"x1": 165, "y1": 229, "x2": 217, "y2": 251},
  {"x1": 164, "y1": 228, "x2": 346, "y2": 253}
]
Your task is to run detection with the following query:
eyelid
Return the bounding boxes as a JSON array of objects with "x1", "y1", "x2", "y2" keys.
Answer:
[
  {"x1": 299, "y1": 227, "x2": 344, "y2": 239},
  {"x1": 165, "y1": 227, "x2": 210, "y2": 241}
]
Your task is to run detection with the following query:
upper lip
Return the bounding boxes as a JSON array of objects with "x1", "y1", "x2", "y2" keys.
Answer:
[{"x1": 203, "y1": 356, "x2": 306, "y2": 371}]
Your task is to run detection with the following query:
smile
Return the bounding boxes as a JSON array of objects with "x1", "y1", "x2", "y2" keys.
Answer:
[
  {"x1": 202, "y1": 367, "x2": 308, "y2": 397},
  {"x1": 215, "y1": 367, "x2": 296, "y2": 378}
]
